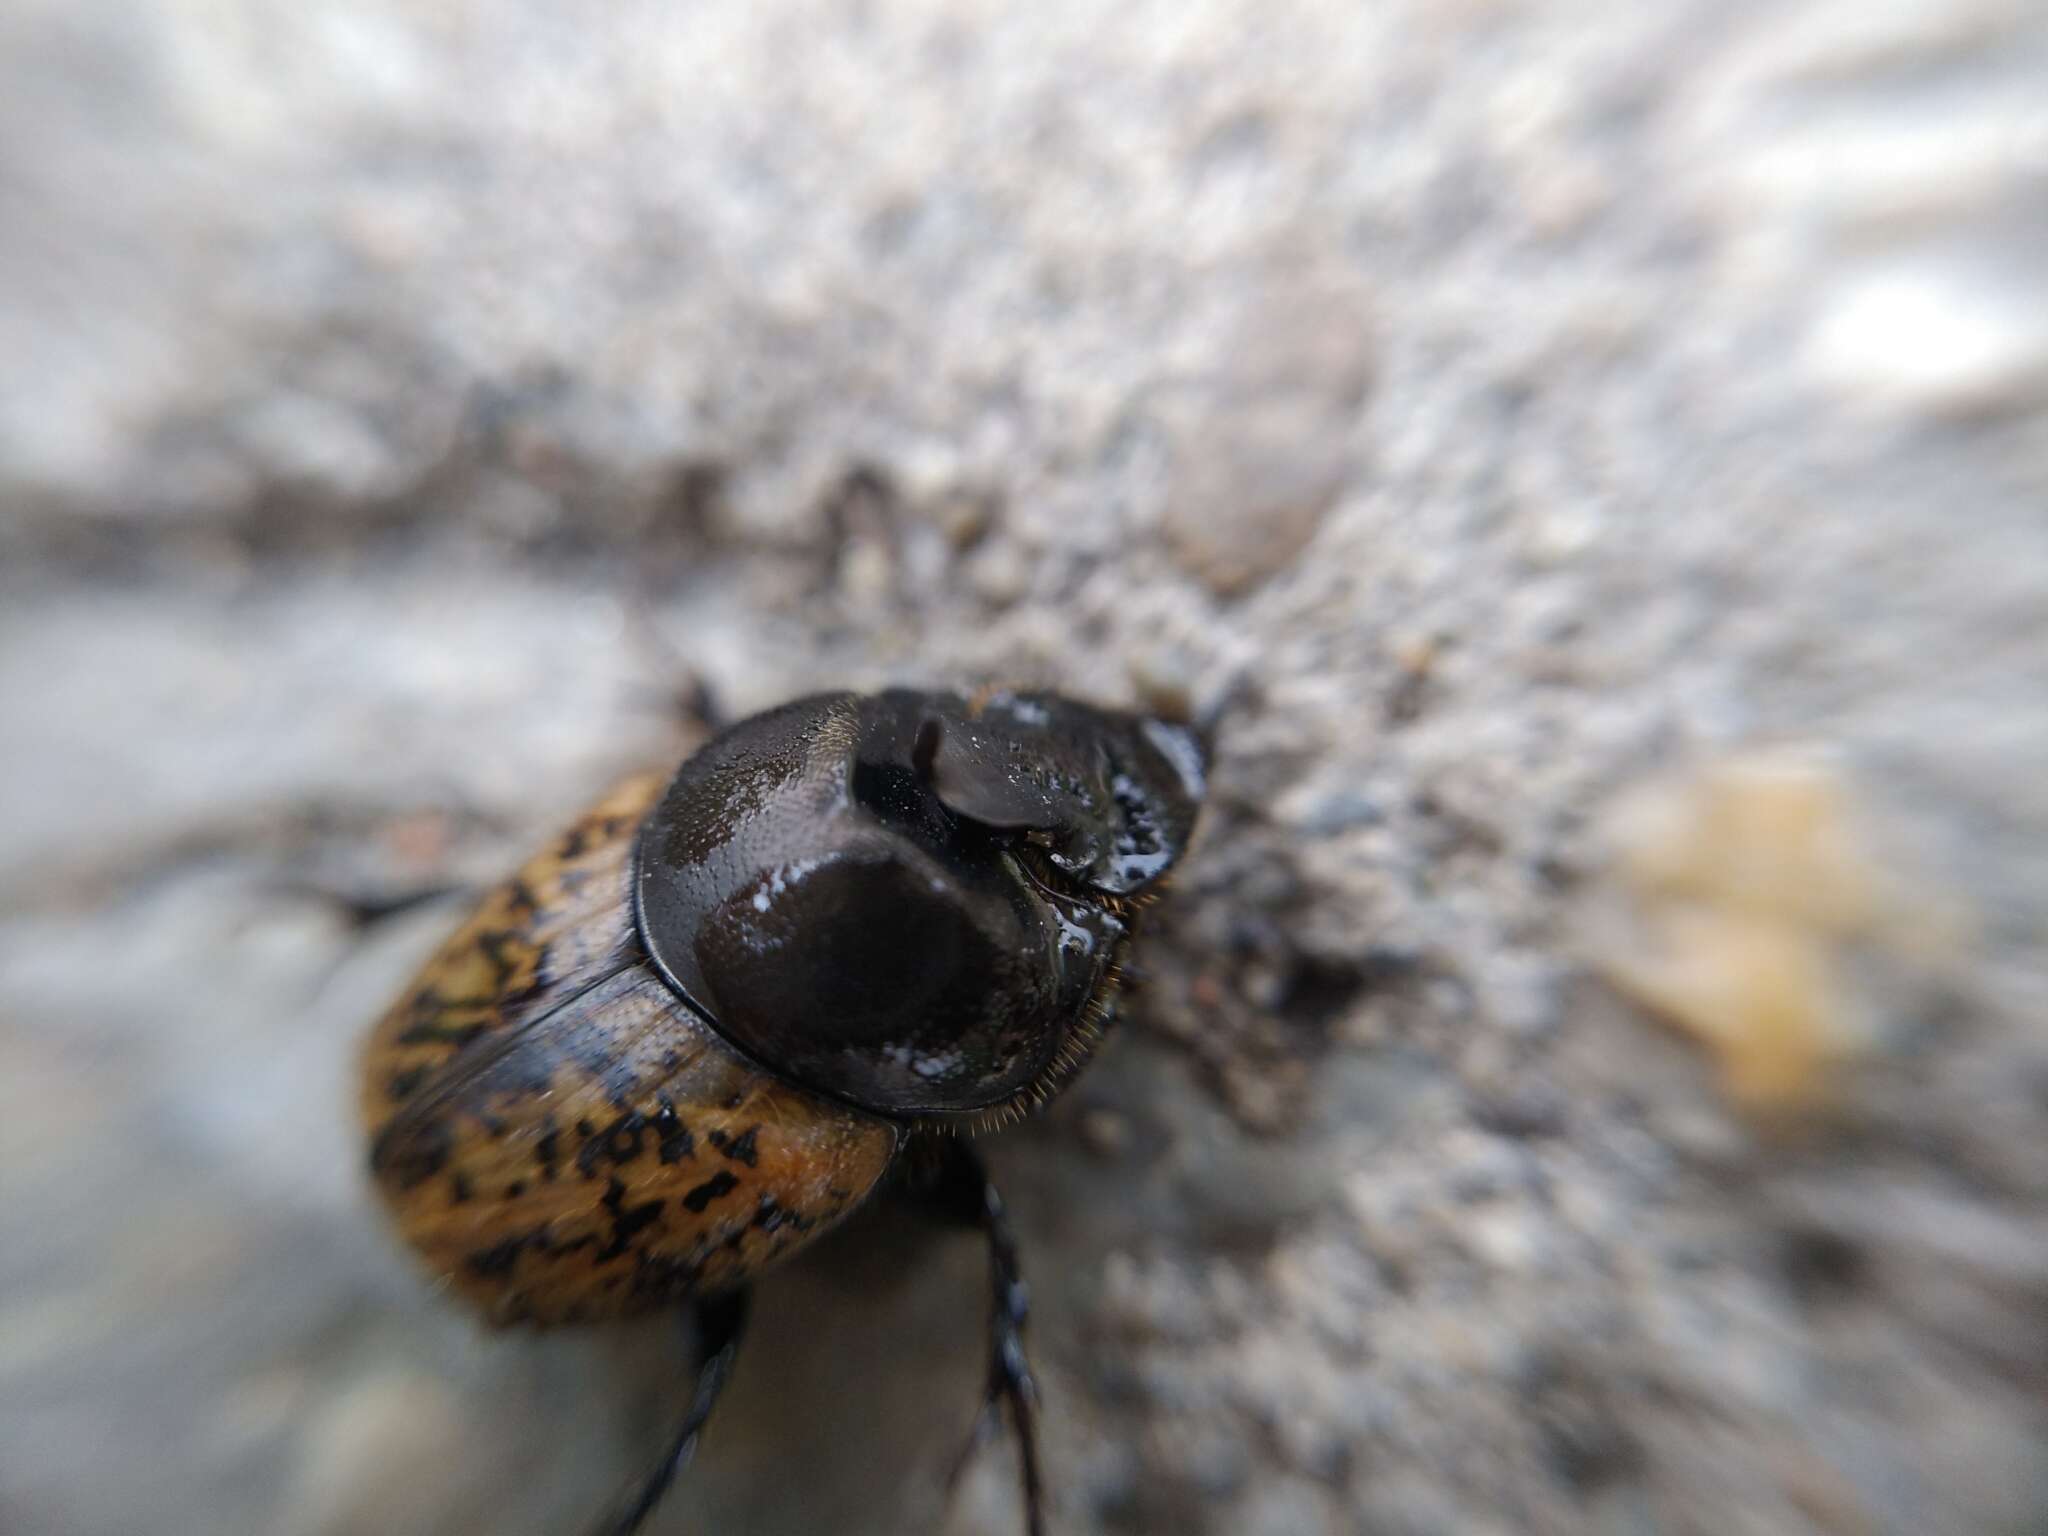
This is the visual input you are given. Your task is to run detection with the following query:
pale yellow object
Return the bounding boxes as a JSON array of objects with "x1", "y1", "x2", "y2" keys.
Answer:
[{"x1": 1588, "y1": 750, "x2": 1918, "y2": 1114}]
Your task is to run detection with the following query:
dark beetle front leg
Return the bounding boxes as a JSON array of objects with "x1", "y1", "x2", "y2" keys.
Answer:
[
  {"x1": 590, "y1": 1287, "x2": 752, "y2": 1536},
  {"x1": 913, "y1": 1137, "x2": 1047, "y2": 1536}
]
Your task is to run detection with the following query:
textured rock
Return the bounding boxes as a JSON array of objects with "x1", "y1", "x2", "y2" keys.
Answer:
[
  {"x1": 3, "y1": 3, "x2": 2047, "y2": 1535},
  {"x1": 1157, "y1": 265, "x2": 1374, "y2": 597}
]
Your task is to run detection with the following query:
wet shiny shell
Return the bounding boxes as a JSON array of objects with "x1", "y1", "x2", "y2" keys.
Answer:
[
  {"x1": 633, "y1": 689, "x2": 1206, "y2": 1117},
  {"x1": 360, "y1": 775, "x2": 901, "y2": 1326}
]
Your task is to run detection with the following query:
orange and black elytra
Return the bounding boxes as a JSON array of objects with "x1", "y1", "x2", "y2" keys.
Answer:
[{"x1": 360, "y1": 688, "x2": 1208, "y2": 1535}]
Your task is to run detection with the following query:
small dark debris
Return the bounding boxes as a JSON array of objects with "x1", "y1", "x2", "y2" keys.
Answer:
[{"x1": 1779, "y1": 1225, "x2": 1869, "y2": 1307}]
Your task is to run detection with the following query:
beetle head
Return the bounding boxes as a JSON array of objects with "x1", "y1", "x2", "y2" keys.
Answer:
[{"x1": 633, "y1": 689, "x2": 1205, "y2": 1120}]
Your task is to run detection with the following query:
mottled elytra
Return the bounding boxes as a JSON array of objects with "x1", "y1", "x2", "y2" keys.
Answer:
[{"x1": 359, "y1": 687, "x2": 1207, "y2": 1536}]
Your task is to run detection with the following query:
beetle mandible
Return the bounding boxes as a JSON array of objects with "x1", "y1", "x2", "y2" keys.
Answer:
[{"x1": 359, "y1": 687, "x2": 1208, "y2": 1534}]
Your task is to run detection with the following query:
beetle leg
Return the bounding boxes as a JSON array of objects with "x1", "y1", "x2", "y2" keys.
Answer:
[
  {"x1": 591, "y1": 1287, "x2": 752, "y2": 1536},
  {"x1": 920, "y1": 1138, "x2": 1047, "y2": 1536}
]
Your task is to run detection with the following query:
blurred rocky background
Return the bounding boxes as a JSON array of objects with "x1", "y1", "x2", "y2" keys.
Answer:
[{"x1": 4, "y1": 2, "x2": 2047, "y2": 1533}]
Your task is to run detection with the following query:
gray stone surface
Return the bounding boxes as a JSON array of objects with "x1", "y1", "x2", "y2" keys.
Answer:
[{"x1": 4, "y1": 2, "x2": 2047, "y2": 1534}]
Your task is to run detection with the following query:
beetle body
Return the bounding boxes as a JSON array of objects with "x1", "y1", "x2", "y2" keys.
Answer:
[
  {"x1": 362, "y1": 689, "x2": 1205, "y2": 1329},
  {"x1": 360, "y1": 772, "x2": 902, "y2": 1324}
]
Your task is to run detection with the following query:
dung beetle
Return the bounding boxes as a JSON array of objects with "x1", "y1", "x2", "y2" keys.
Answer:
[{"x1": 360, "y1": 688, "x2": 1208, "y2": 1534}]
